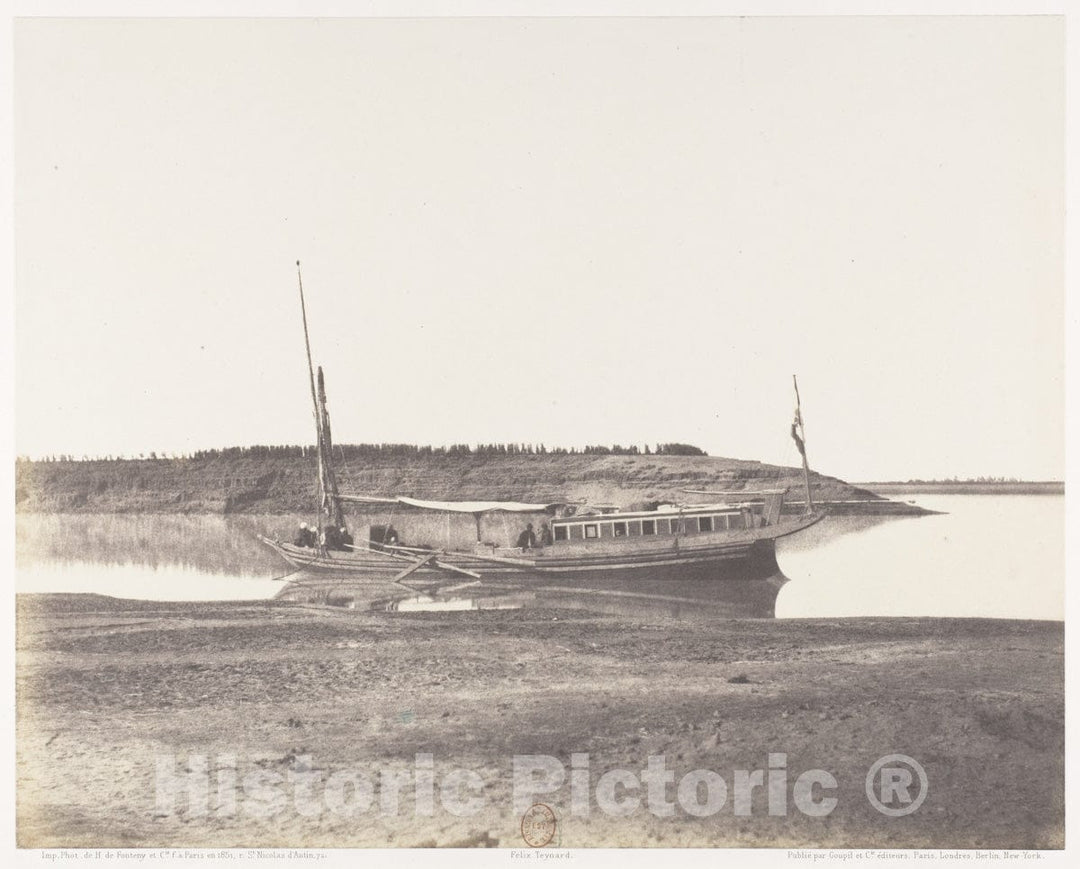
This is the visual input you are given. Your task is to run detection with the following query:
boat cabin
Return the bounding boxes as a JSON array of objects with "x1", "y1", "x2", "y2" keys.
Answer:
[{"x1": 550, "y1": 504, "x2": 766, "y2": 543}]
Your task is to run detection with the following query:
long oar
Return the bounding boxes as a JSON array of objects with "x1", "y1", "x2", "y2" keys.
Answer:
[
  {"x1": 426, "y1": 560, "x2": 482, "y2": 580},
  {"x1": 393, "y1": 552, "x2": 438, "y2": 582},
  {"x1": 344, "y1": 544, "x2": 482, "y2": 580}
]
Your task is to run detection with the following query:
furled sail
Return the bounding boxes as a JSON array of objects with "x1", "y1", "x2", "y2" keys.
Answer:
[
  {"x1": 335, "y1": 495, "x2": 556, "y2": 514},
  {"x1": 397, "y1": 497, "x2": 556, "y2": 514}
]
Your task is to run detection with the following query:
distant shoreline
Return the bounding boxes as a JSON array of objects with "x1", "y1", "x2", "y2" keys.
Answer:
[{"x1": 859, "y1": 481, "x2": 1063, "y2": 496}]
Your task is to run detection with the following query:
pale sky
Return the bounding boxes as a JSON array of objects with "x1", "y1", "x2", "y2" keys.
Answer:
[{"x1": 13, "y1": 13, "x2": 1065, "y2": 481}]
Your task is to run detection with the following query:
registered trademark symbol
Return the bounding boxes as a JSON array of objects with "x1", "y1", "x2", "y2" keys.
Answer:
[{"x1": 865, "y1": 753, "x2": 928, "y2": 817}]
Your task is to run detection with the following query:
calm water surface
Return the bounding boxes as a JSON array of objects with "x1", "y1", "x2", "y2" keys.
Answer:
[
  {"x1": 14, "y1": 494, "x2": 1064, "y2": 620},
  {"x1": 774, "y1": 494, "x2": 1063, "y2": 620}
]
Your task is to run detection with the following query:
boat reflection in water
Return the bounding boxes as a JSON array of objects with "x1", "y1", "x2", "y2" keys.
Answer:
[{"x1": 275, "y1": 552, "x2": 791, "y2": 620}]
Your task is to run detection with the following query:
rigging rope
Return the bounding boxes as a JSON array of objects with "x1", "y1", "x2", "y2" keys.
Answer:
[
  {"x1": 336, "y1": 444, "x2": 357, "y2": 489},
  {"x1": 387, "y1": 501, "x2": 398, "y2": 543}
]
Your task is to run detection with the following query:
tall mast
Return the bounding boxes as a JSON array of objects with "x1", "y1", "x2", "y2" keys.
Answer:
[
  {"x1": 296, "y1": 260, "x2": 326, "y2": 537},
  {"x1": 317, "y1": 366, "x2": 345, "y2": 529},
  {"x1": 792, "y1": 375, "x2": 813, "y2": 514}
]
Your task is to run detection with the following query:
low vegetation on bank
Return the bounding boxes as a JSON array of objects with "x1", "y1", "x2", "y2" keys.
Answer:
[{"x1": 15, "y1": 447, "x2": 882, "y2": 515}]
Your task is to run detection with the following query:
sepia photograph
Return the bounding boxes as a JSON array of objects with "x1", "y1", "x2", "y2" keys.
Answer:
[{"x1": 8, "y1": 2, "x2": 1069, "y2": 864}]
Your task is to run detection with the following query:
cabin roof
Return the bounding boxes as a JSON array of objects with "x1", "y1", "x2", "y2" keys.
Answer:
[{"x1": 338, "y1": 494, "x2": 754, "y2": 520}]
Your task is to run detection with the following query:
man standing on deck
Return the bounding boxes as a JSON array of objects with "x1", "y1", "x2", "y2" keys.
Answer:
[{"x1": 517, "y1": 523, "x2": 536, "y2": 551}]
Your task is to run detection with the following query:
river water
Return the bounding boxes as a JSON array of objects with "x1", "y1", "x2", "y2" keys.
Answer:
[{"x1": 13, "y1": 494, "x2": 1064, "y2": 621}]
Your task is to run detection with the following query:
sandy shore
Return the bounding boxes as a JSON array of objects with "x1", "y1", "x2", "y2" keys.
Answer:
[{"x1": 16, "y1": 593, "x2": 1063, "y2": 849}]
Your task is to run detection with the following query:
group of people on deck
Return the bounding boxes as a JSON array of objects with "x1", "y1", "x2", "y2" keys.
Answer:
[
  {"x1": 516, "y1": 521, "x2": 553, "y2": 551},
  {"x1": 293, "y1": 523, "x2": 353, "y2": 550},
  {"x1": 296, "y1": 518, "x2": 551, "y2": 553}
]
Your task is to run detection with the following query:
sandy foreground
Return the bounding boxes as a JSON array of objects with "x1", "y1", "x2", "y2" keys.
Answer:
[{"x1": 15, "y1": 593, "x2": 1063, "y2": 850}]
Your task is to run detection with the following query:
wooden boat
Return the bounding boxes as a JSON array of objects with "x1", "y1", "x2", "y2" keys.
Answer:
[
  {"x1": 261, "y1": 495, "x2": 824, "y2": 582},
  {"x1": 261, "y1": 264, "x2": 827, "y2": 584}
]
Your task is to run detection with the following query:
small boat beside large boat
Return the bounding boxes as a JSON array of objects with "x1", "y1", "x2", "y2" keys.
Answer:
[{"x1": 260, "y1": 263, "x2": 827, "y2": 590}]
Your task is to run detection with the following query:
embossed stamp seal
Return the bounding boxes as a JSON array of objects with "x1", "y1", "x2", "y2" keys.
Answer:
[{"x1": 520, "y1": 802, "x2": 557, "y2": 847}]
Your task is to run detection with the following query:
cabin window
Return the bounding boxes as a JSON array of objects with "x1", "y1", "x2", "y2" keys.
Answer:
[
  {"x1": 554, "y1": 525, "x2": 568, "y2": 542},
  {"x1": 669, "y1": 518, "x2": 683, "y2": 535},
  {"x1": 728, "y1": 513, "x2": 744, "y2": 530},
  {"x1": 628, "y1": 521, "x2": 641, "y2": 537},
  {"x1": 613, "y1": 522, "x2": 627, "y2": 537},
  {"x1": 584, "y1": 524, "x2": 599, "y2": 539},
  {"x1": 698, "y1": 516, "x2": 714, "y2": 532},
  {"x1": 641, "y1": 520, "x2": 656, "y2": 536},
  {"x1": 569, "y1": 524, "x2": 584, "y2": 541}
]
